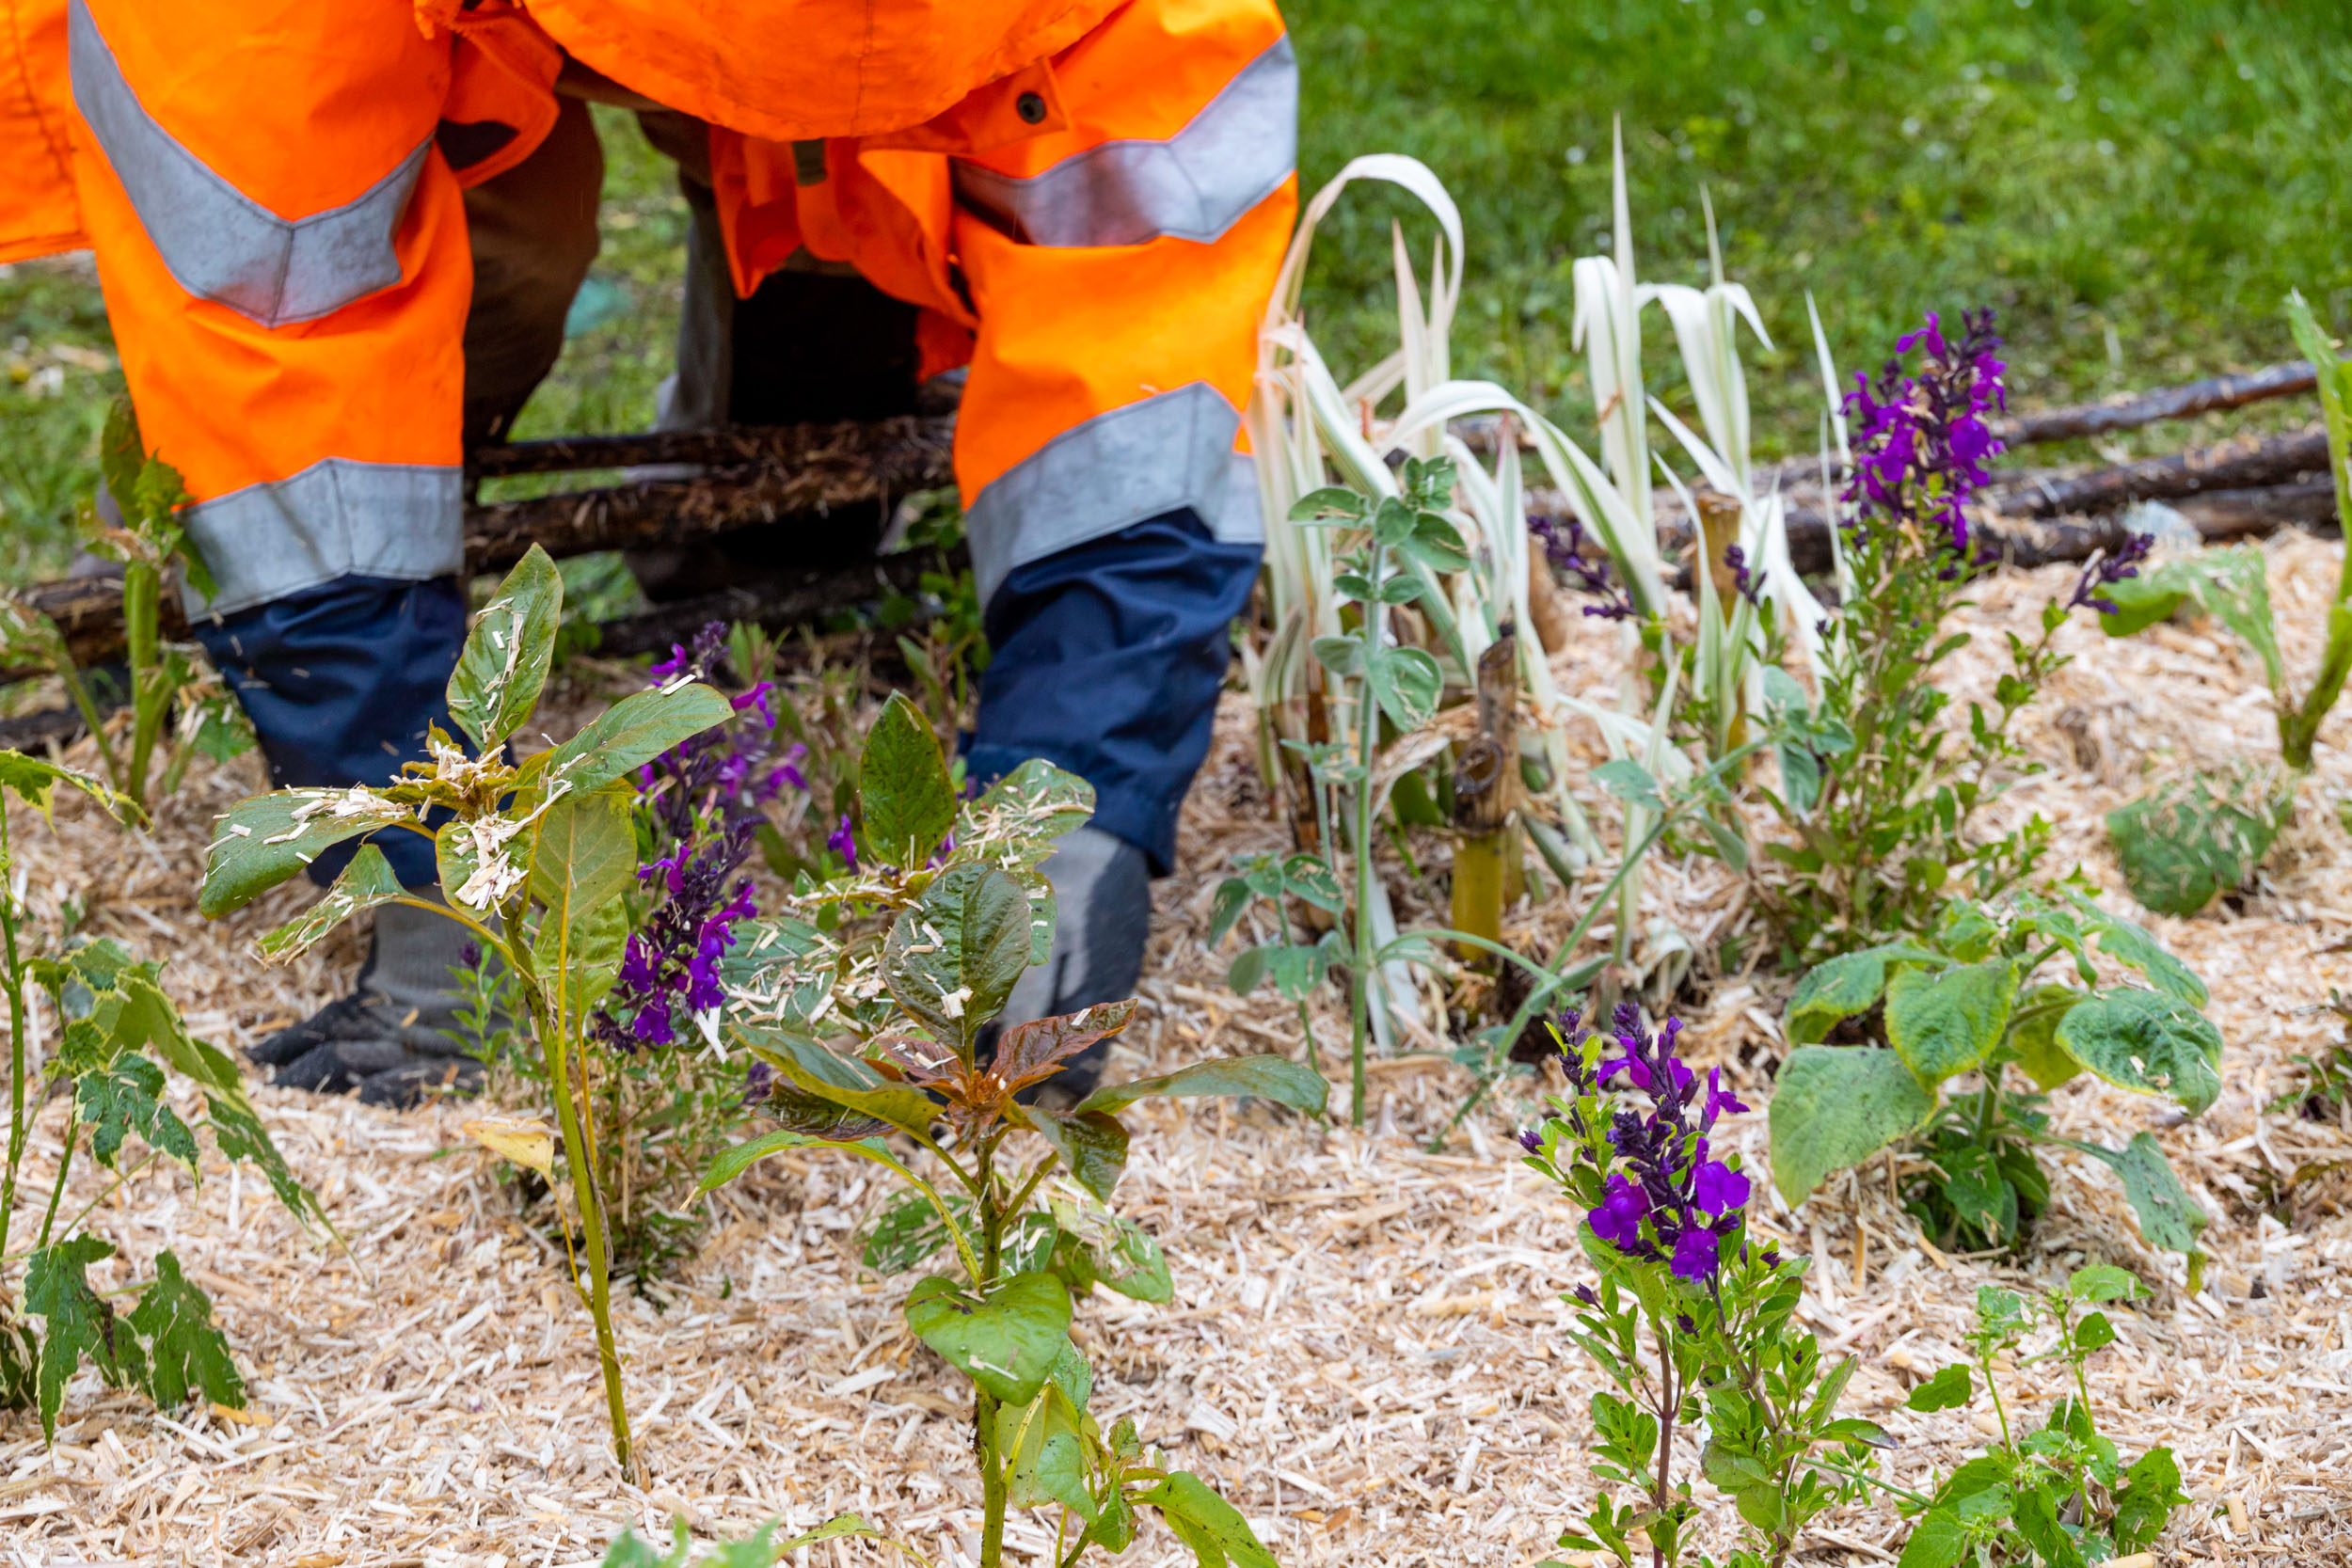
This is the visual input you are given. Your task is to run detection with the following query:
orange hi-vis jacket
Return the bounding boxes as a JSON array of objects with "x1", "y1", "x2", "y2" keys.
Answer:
[{"x1": 0, "y1": 0, "x2": 1295, "y2": 614}]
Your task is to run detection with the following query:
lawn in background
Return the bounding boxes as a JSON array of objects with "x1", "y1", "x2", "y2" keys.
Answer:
[{"x1": 0, "y1": 0, "x2": 2343, "y2": 579}]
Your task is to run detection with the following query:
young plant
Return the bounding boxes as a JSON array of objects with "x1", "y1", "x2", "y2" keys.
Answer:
[
  {"x1": 0, "y1": 399, "x2": 252, "y2": 816},
  {"x1": 1894, "y1": 1270, "x2": 2190, "y2": 1568},
  {"x1": 0, "y1": 750, "x2": 321, "y2": 1439},
  {"x1": 196, "y1": 545, "x2": 736, "y2": 1478},
  {"x1": 1770, "y1": 890, "x2": 2218, "y2": 1274},
  {"x1": 604, "y1": 1514, "x2": 938, "y2": 1568},
  {"x1": 698, "y1": 693, "x2": 1320, "y2": 1568},
  {"x1": 1752, "y1": 312, "x2": 2137, "y2": 962},
  {"x1": 2092, "y1": 290, "x2": 2352, "y2": 912},
  {"x1": 1519, "y1": 1005, "x2": 1893, "y2": 1568}
]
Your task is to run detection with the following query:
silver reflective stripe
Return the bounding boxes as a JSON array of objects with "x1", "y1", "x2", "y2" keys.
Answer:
[
  {"x1": 964, "y1": 383, "x2": 1261, "y2": 604},
  {"x1": 68, "y1": 0, "x2": 428, "y2": 328},
  {"x1": 952, "y1": 35, "x2": 1296, "y2": 248},
  {"x1": 180, "y1": 460, "x2": 464, "y2": 618}
]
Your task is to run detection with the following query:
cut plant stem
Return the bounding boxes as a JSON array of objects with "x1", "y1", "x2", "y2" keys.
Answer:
[{"x1": 1449, "y1": 631, "x2": 1518, "y2": 962}]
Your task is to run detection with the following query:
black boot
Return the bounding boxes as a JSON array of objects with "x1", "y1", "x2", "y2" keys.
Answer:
[
  {"x1": 982, "y1": 825, "x2": 1151, "y2": 1106},
  {"x1": 252, "y1": 898, "x2": 489, "y2": 1107}
]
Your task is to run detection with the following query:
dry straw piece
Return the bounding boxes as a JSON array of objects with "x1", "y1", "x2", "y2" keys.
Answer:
[{"x1": 0, "y1": 542, "x2": 2349, "y2": 1565}]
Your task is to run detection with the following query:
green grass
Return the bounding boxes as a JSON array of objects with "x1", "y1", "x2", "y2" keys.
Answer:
[{"x1": 2, "y1": 2, "x2": 2344, "y2": 583}]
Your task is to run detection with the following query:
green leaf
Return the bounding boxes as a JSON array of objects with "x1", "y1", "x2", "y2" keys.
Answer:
[
  {"x1": 537, "y1": 897, "x2": 628, "y2": 1016},
  {"x1": 997, "y1": 1344, "x2": 1096, "y2": 1513},
  {"x1": 600, "y1": 1521, "x2": 694, "y2": 1568},
  {"x1": 1905, "y1": 1363, "x2": 1972, "y2": 1413},
  {"x1": 2103, "y1": 546, "x2": 2283, "y2": 691},
  {"x1": 0, "y1": 750, "x2": 119, "y2": 817},
  {"x1": 2085, "y1": 1132, "x2": 2209, "y2": 1257},
  {"x1": 1821, "y1": 1417, "x2": 1897, "y2": 1449},
  {"x1": 882, "y1": 864, "x2": 1035, "y2": 1050},
  {"x1": 1368, "y1": 645, "x2": 1443, "y2": 730},
  {"x1": 1311, "y1": 635, "x2": 1365, "y2": 678},
  {"x1": 861, "y1": 1190, "x2": 973, "y2": 1275},
  {"x1": 199, "y1": 788, "x2": 414, "y2": 918},
  {"x1": 74, "y1": 1052, "x2": 199, "y2": 1174},
  {"x1": 1207, "y1": 879, "x2": 1254, "y2": 944},
  {"x1": 258, "y1": 844, "x2": 406, "y2": 963},
  {"x1": 1785, "y1": 943, "x2": 1934, "y2": 1046},
  {"x1": 1767, "y1": 1046, "x2": 1939, "y2": 1204},
  {"x1": 26, "y1": 1235, "x2": 121, "y2": 1441},
  {"x1": 1400, "y1": 510, "x2": 1472, "y2": 572},
  {"x1": 2055, "y1": 988, "x2": 2223, "y2": 1115},
  {"x1": 1281, "y1": 853, "x2": 1344, "y2": 912},
  {"x1": 447, "y1": 545, "x2": 563, "y2": 750},
  {"x1": 2061, "y1": 892, "x2": 2208, "y2": 1006},
  {"x1": 536, "y1": 683, "x2": 735, "y2": 801},
  {"x1": 1050, "y1": 1199, "x2": 1173, "y2": 1303},
  {"x1": 2106, "y1": 767, "x2": 2293, "y2": 918},
  {"x1": 2007, "y1": 983, "x2": 2087, "y2": 1092},
  {"x1": 2074, "y1": 1311, "x2": 2116, "y2": 1354},
  {"x1": 1895, "y1": 1509, "x2": 1967, "y2": 1568},
  {"x1": 700, "y1": 1128, "x2": 876, "y2": 1193},
  {"x1": 1139, "y1": 1472, "x2": 1279, "y2": 1568},
  {"x1": 527, "y1": 784, "x2": 638, "y2": 1011},
  {"x1": 904, "y1": 1272, "x2": 1073, "y2": 1405},
  {"x1": 748, "y1": 1032, "x2": 941, "y2": 1139},
  {"x1": 1289, "y1": 485, "x2": 1368, "y2": 521},
  {"x1": 1884, "y1": 958, "x2": 2017, "y2": 1086},
  {"x1": 1073, "y1": 1054, "x2": 1327, "y2": 1117},
  {"x1": 1591, "y1": 758, "x2": 1663, "y2": 812},
  {"x1": 1226, "y1": 944, "x2": 1271, "y2": 996},
  {"x1": 1024, "y1": 1108, "x2": 1130, "y2": 1203},
  {"x1": 124, "y1": 1250, "x2": 244, "y2": 1412},
  {"x1": 203, "y1": 1091, "x2": 324, "y2": 1228},
  {"x1": 2066, "y1": 1262, "x2": 2143, "y2": 1304},
  {"x1": 860, "y1": 692, "x2": 958, "y2": 865}
]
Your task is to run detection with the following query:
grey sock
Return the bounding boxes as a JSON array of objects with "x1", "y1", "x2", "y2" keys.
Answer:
[
  {"x1": 359, "y1": 895, "x2": 483, "y2": 1033},
  {"x1": 998, "y1": 825, "x2": 1151, "y2": 1027}
]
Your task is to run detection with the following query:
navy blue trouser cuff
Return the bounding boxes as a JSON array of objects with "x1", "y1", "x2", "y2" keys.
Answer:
[
  {"x1": 192, "y1": 575, "x2": 466, "y2": 889},
  {"x1": 965, "y1": 508, "x2": 1259, "y2": 876}
]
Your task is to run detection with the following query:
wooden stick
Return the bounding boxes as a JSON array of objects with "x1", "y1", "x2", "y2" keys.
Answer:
[
  {"x1": 1988, "y1": 427, "x2": 2328, "y2": 519},
  {"x1": 1988, "y1": 360, "x2": 2315, "y2": 445}
]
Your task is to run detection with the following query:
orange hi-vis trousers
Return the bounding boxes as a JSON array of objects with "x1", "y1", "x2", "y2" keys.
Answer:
[{"x1": 6, "y1": 0, "x2": 1295, "y2": 616}]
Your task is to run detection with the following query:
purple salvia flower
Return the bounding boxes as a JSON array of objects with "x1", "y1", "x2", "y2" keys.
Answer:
[
  {"x1": 1531, "y1": 515, "x2": 1638, "y2": 622},
  {"x1": 1670, "y1": 1227, "x2": 1722, "y2": 1282},
  {"x1": 1692, "y1": 1159, "x2": 1751, "y2": 1217},
  {"x1": 2065, "y1": 531, "x2": 2153, "y2": 616},
  {"x1": 828, "y1": 814, "x2": 859, "y2": 870}
]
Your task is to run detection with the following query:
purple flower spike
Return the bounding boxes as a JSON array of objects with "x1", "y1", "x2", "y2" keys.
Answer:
[
  {"x1": 1518, "y1": 1126, "x2": 1545, "y2": 1154},
  {"x1": 828, "y1": 814, "x2": 859, "y2": 870},
  {"x1": 1589, "y1": 1174, "x2": 1651, "y2": 1250},
  {"x1": 1841, "y1": 308, "x2": 2007, "y2": 558},
  {"x1": 2065, "y1": 531, "x2": 2154, "y2": 616}
]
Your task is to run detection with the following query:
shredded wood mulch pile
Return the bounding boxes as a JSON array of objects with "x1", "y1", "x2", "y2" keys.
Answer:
[{"x1": 3, "y1": 537, "x2": 2350, "y2": 1567}]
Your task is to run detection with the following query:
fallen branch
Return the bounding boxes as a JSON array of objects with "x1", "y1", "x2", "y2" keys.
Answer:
[
  {"x1": 1988, "y1": 361, "x2": 2314, "y2": 445},
  {"x1": 1989, "y1": 428, "x2": 2328, "y2": 519}
]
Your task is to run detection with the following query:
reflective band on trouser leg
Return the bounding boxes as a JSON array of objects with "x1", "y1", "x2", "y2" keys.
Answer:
[
  {"x1": 961, "y1": 383, "x2": 1259, "y2": 605},
  {"x1": 68, "y1": 0, "x2": 428, "y2": 328},
  {"x1": 950, "y1": 34, "x2": 1295, "y2": 248},
  {"x1": 177, "y1": 459, "x2": 465, "y2": 619}
]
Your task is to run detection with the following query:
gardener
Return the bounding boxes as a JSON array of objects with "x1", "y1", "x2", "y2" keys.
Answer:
[{"x1": 4, "y1": 0, "x2": 1293, "y2": 1103}]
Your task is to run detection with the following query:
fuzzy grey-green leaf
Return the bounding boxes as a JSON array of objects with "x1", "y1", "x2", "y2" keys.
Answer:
[{"x1": 447, "y1": 546, "x2": 563, "y2": 750}]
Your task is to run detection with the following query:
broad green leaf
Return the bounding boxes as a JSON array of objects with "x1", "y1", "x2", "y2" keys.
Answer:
[
  {"x1": 1289, "y1": 485, "x2": 1367, "y2": 521},
  {"x1": 1050, "y1": 1199, "x2": 1173, "y2": 1303},
  {"x1": 2074, "y1": 1310, "x2": 2116, "y2": 1353},
  {"x1": 528, "y1": 785, "x2": 637, "y2": 1014},
  {"x1": 536, "y1": 897, "x2": 628, "y2": 1016},
  {"x1": 740, "y1": 1035, "x2": 939, "y2": 1140},
  {"x1": 997, "y1": 1342, "x2": 1096, "y2": 1513},
  {"x1": 1367, "y1": 644, "x2": 1442, "y2": 730},
  {"x1": 1884, "y1": 959, "x2": 2017, "y2": 1086},
  {"x1": 1311, "y1": 635, "x2": 1364, "y2": 678},
  {"x1": 2106, "y1": 768, "x2": 2292, "y2": 918},
  {"x1": 2066, "y1": 1262, "x2": 2142, "y2": 1303},
  {"x1": 258, "y1": 844, "x2": 406, "y2": 963},
  {"x1": 904, "y1": 1272, "x2": 1073, "y2": 1405},
  {"x1": 1895, "y1": 1509, "x2": 1967, "y2": 1568},
  {"x1": 2085, "y1": 1132, "x2": 2209, "y2": 1257},
  {"x1": 447, "y1": 545, "x2": 563, "y2": 750},
  {"x1": 697, "y1": 1127, "x2": 911, "y2": 1194},
  {"x1": 1281, "y1": 852, "x2": 1344, "y2": 911},
  {"x1": 1207, "y1": 879, "x2": 1253, "y2": 944},
  {"x1": 882, "y1": 864, "x2": 1034, "y2": 1049},
  {"x1": 600, "y1": 1521, "x2": 694, "y2": 1568},
  {"x1": 2103, "y1": 545, "x2": 2283, "y2": 692},
  {"x1": 535, "y1": 683, "x2": 734, "y2": 802},
  {"x1": 0, "y1": 750, "x2": 120, "y2": 818},
  {"x1": 860, "y1": 691, "x2": 958, "y2": 865},
  {"x1": 1785, "y1": 943, "x2": 1935, "y2": 1045},
  {"x1": 2006, "y1": 983, "x2": 2087, "y2": 1092},
  {"x1": 125, "y1": 1250, "x2": 244, "y2": 1412},
  {"x1": 199, "y1": 788, "x2": 414, "y2": 918},
  {"x1": 1226, "y1": 944, "x2": 1271, "y2": 996},
  {"x1": 437, "y1": 810, "x2": 534, "y2": 915},
  {"x1": 862, "y1": 1190, "x2": 975, "y2": 1275},
  {"x1": 1592, "y1": 759, "x2": 1663, "y2": 811},
  {"x1": 26, "y1": 1235, "x2": 120, "y2": 1441},
  {"x1": 75, "y1": 1052, "x2": 199, "y2": 1174},
  {"x1": 1904, "y1": 1364, "x2": 1973, "y2": 1413},
  {"x1": 752, "y1": 1082, "x2": 893, "y2": 1144},
  {"x1": 1024, "y1": 1107, "x2": 1130, "y2": 1202},
  {"x1": 204, "y1": 1091, "x2": 324, "y2": 1228},
  {"x1": 2061, "y1": 892, "x2": 2207, "y2": 1007},
  {"x1": 969, "y1": 760, "x2": 1097, "y2": 866},
  {"x1": 2113, "y1": 1445, "x2": 2191, "y2": 1552},
  {"x1": 1136, "y1": 1472, "x2": 1279, "y2": 1568},
  {"x1": 1073, "y1": 1054, "x2": 1327, "y2": 1117},
  {"x1": 2055, "y1": 988, "x2": 2223, "y2": 1115},
  {"x1": 1767, "y1": 1046, "x2": 1939, "y2": 1204}
]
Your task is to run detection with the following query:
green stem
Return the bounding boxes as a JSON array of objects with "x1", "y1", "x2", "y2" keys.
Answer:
[
  {"x1": 34, "y1": 1106, "x2": 76, "y2": 1250},
  {"x1": 1801, "y1": 1456, "x2": 1931, "y2": 1509},
  {"x1": 976, "y1": 1134, "x2": 1008, "y2": 1568},
  {"x1": 0, "y1": 805, "x2": 24, "y2": 1266},
  {"x1": 121, "y1": 562, "x2": 163, "y2": 813},
  {"x1": 53, "y1": 661, "x2": 122, "y2": 799},
  {"x1": 13, "y1": 1148, "x2": 163, "y2": 1264},
  {"x1": 1347, "y1": 548, "x2": 1385, "y2": 1131},
  {"x1": 518, "y1": 938, "x2": 635, "y2": 1478}
]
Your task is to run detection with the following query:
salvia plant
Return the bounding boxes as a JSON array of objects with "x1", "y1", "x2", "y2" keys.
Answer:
[
  {"x1": 693, "y1": 690, "x2": 1320, "y2": 1568},
  {"x1": 0, "y1": 399, "x2": 253, "y2": 816},
  {"x1": 1891, "y1": 1270, "x2": 2189, "y2": 1568},
  {"x1": 1770, "y1": 889, "x2": 2218, "y2": 1275},
  {"x1": 197, "y1": 544, "x2": 737, "y2": 1478},
  {"x1": 1750, "y1": 311, "x2": 2147, "y2": 962},
  {"x1": 1519, "y1": 1005, "x2": 1895, "y2": 1568},
  {"x1": 0, "y1": 749, "x2": 320, "y2": 1438},
  {"x1": 2094, "y1": 290, "x2": 2352, "y2": 914}
]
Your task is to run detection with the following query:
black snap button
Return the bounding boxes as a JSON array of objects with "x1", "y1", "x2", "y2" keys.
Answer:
[{"x1": 1016, "y1": 91, "x2": 1047, "y2": 124}]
